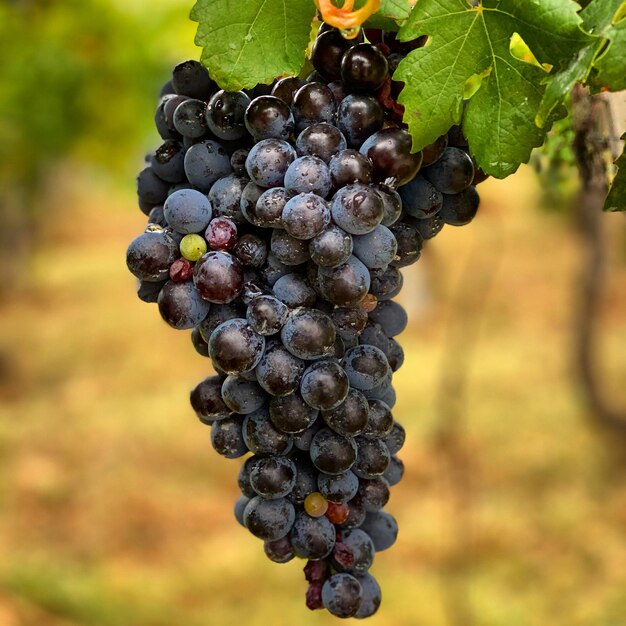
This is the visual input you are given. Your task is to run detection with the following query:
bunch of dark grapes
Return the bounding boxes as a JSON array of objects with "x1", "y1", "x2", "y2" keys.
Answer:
[{"x1": 127, "y1": 25, "x2": 483, "y2": 619}]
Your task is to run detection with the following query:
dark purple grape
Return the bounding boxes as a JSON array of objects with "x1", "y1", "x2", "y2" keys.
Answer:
[
  {"x1": 290, "y1": 512, "x2": 336, "y2": 559},
  {"x1": 242, "y1": 408, "x2": 293, "y2": 456},
  {"x1": 301, "y1": 360, "x2": 350, "y2": 412},
  {"x1": 318, "y1": 255, "x2": 371, "y2": 306},
  {"x1": 247, "y1": 295, "x2": 289, "y2": 335},
  {"x1": 369, "y1": 265, "x2": 403, "y2": 301},
  {"x1": 384, "y1": 420, "x2": 405, "y2": 454},
  {"x1": 245, "y1": 95, "x2": 294, "y2": 141},
  {"x1": 328, "y1": 80, "x2": 348, "y2": 103},
  {"x1": 440, "y1": 186, "x2": 480, "y2": 225},
  {"x1": 261, "y1": 252, "x2": 291, "y2": 286},
  {"x1": 336, "y1": 95, "x2": 384, "y2": 148},
  {"x1": 309, "y1": 225, "x2": 353, "y2": 268},
  {"x1": 352, "y1": 225, "x2": 397, "y2": 270},
  {"x1": 338, "y1": 495, "x2": 367, "y2": 530},
  {"x1": 164, "y1": 189, "x2": 213, "y2": 234},
  {"x1": 375, "y1": 184, "x2": 403, "y2": 226},
  {"x1": 399, "y1": 174, "x2": 443, "y2": 219},
  {"x1": 353, "y1": 437, "x2": 390, "y2": 479},
  {"x1": 238, "y1": 457, "x2": 256, "y2": 497},
  {"x1": 329, "y1": 149, "x2": 373, "y2": 187},
  {"x1": 230, "y1": 148, "x2": 249, "y2": 176},
  {"x1": 296, "y1": 123, "x2": 347, "y2": 164},
  {"x1": 359, "y1": 511, "x2": 397, "y2": 551},
  {"x1": 281, "y1": 191, "x2": 331, "y2": 238},
  {"x1": 271, "y1": 230, "x2": 311, "y2": 265},
  {"x1": 243, "y1": 186, "x2": 290, "y2": 229},
  {"x1": 362, "y1": 399, "x2": 393, "y2": 440},
  {"x1": 293, "y1": 418, "x2": 323, "y2": 452},
  {"x1": 310, "y1": 427, "x2": 357, "y2": 474},
  {"x1": 137, "y1": 167, "x2": 170, "y2": 205},
  {"x1": 208, "y1": 318, "x2": 265, "y2": 374},
  {"x1": 322, "y1": 388, "x2": 369, "y2": 437},
  {"x1": 331, "y1": 183, "x2": 384, "y2": 235},
  {"x1": 334, "y1": 529, "x2": 374, "y2": 575},
  {"x1": 343, "y1": 344, "x2": 390, "y2": 391},
  {"x1": 250, "y1": 456, "x2": 297, "y2": 499},
  {"x1": 155, "y1": 96, "x2": 183, "y2": 141},
  {"x1": 151, "y1": 141, "x2": 186, "y2": 183},
  {"x1": 184, "y1": 140, "x2": 233, "y2": 192},
  {"x1": 272, "y1": 274, "x2": 316, "y2": 308},
  {"x1": 318, "y1": 470, "x2": 359, "y2": 504},
  {"x1": 413, "y1": 213, "x2": 445, "y2": 239},
  {"x1": 269, "y1": 392, "x2": 318, "y2": 434},
  {"x1": 245, "y1": 138, "x2": 296, "y2": 188},
  {"x1": 255, "y1": 340, "x2": 305, "y2": 396},
  {"x1": 206, "y1": 174, "x2": 247, "y2": 226},
  {"x1": 126, "y1": 227, "x2": 178, "y2": 282},
  {"x1": 197, "y1": 302, "x2": 243, "y2": 342},
  {"x1": 447, "y1": 124, "x2": 469, "y2": 149},
  {"x1": 331, "y1": 306, "x2": 368, "y2": 341},
  {"x1": 383, "y1": 455, "x2": 404, "y2": 486},
  {"x1": 221, "y1": 376, "x2": 266, "y2": 414},
  {"x1": 423, "y1": 146, "x2": 474, "y2": 194},
  {"x1": 243, "y1": 496, "x2": 296, "y2": 541},
  {"x1": 271, "y1": 77, "x2": 306, "y2": 106},
  {"x1": 311, "y1": 30, "x2": 352, "y2": 81},
  {"x1": 264, "y1": 536, "x2": 295, "y2": 563},
  {"x1": 205, "y1": 90, "x2": 251, "y2": 140},
  {"x1": 357, "y1": 477, "x2": 390, "y2": 511},
  {"x1": 288, "y1": 454, "x2": 319, "y2": 504},
  {"x1": 211, "y1": 416, "x2": 247, "y2": 458},
  {"x1": 234, "y1": 495, "x2": 249, "y2": 526},
  {"x1": 321, "y1": 573, "x2": 363, "y2": 618},
  {"x1": 341, "y1": 43, "x2": 388, "y2": 91},
  {"x1": 191, "y1": 375, "x2": 232, "y2": 426},
  {"x1": 354, "y1": 573, "x2": 382, "y2": 618},
  {"x1": 234, "y1": 234, "x2": 268, "y2": 267},
  {"x1": 360, "y1": 128, "x2": 422, "y2": 187},
  {"x1": 284, "y1": 157, "x2": 332, "y2": 198},
  {"x1": 386, "y1": 338, "x2": 404, "y2": 372},
  {"x1": 389, "y1": 222, "x2": 422, "y2": 267},
  {"x1": 191, "y1": 326, "x2": 210, "y2": 357},
  {"x1": 292, "y1": 83, "x2": 337, "y2": 132},
  {"x1": 368, "y1": 300, "x2": 407, "y2": 336},
  {"x1": 172, "y1": 60, "x2": 214, "y2": 100},
  {"x1": 157, "y1": 281, "x2": 211, "y2": 329},
  {"x1": 173, "y1": 99, "x2": 208, "y2": 138},
  {"x1": 421, "y1": 134, "x2": 448, "y2": 166},
  {"x1": 281, "y1": 308, "x2": 336, "y2": 360},
  {"x1": 193, "y1": 251, "x2": 244, "y2": 304}
]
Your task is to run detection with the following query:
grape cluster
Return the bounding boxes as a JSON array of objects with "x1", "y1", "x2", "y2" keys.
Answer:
[{"x1": 127, "y1": 24, "x2": 483, "y2": 619}]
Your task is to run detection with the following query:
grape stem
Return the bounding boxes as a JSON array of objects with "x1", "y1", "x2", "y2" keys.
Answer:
[{"x1": 315, "y1": 0, "x2": 381, "y2": 30}]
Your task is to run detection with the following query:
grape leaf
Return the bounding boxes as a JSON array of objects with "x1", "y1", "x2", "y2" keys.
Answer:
[
  {"x1": 594, "y1": 17, "x2": 626, "y2": 90},
  {"x1": 604, "y1": 136, "x2": 626, "y2": 212},
  {"x1": 537, "y1": 0, "x2": 624, "y2": 126},
  {"x1": 379, "y1": 0, "x2": 413, "y2": 21},
  {"x1": 395, "y1": 0, "x2": 593, "y2": 178},
  {"x1": 191, "y1": 0, "x2": 316, "y2": 91}
]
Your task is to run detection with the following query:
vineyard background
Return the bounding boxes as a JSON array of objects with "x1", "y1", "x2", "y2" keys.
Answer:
[{"x1": 1, "y1": 1, "x2": 626, "y2": 625}]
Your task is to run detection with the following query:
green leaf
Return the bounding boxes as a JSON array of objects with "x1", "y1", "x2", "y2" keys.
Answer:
[
  {"x1": 395, "y1": 0, "x2": 592, "y2": 178},
  {"x1": 537, "y1": 0, "x2": 624, "y2": 126},
  {"x1": 379, "y1": 0, "x2": 413, "y2": 22},
  {"x1": 604, "y1": 137, "x2": 626, "y2": 212},
  {"x1": 595, "y1": 16, "x2": 626, "y2": 90},
  {"x1": 190, "y1": 0, "x2": 316, "y2": 91}
]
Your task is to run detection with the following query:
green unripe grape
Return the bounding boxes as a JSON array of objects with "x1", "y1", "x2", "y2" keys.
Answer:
[{"x1": 180, "y1": 234, "x2": 207, "y2": 261}]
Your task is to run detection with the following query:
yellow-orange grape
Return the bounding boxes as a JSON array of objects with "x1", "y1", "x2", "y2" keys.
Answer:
[{"x1": 304, "y1": 492, "x2": 329, "y2": 517}]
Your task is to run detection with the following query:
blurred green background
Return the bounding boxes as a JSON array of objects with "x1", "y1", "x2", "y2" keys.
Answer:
[{"x1": 1, "y1": 2, "x2": 626, "y2": 625}]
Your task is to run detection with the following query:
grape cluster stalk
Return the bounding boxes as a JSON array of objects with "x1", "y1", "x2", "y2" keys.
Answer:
[{"x1": 127, "y1": 24, "x2": 483, "y2": 619}]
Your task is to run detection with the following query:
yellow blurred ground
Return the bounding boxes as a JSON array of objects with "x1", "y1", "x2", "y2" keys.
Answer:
[{"x1": 1, "y1": 167, "x2": 626, "y2": 626}]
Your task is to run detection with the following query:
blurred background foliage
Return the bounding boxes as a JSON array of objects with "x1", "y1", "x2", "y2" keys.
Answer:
[{"x1": 0, "y1": 2, "x2": 626, "y2": 626}]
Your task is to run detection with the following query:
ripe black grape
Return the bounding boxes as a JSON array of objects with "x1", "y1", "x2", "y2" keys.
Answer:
[
  {"x1": 341, "y1": 44, "x2": 388, "y2": 92},
  {"x1": 245, "y1": 95, "x2": 294, "y2": 141}
]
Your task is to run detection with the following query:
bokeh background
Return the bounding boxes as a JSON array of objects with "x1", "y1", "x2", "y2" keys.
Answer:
[{"x1": 1, "y1": 2, "x2": 626, "y2": 625}]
